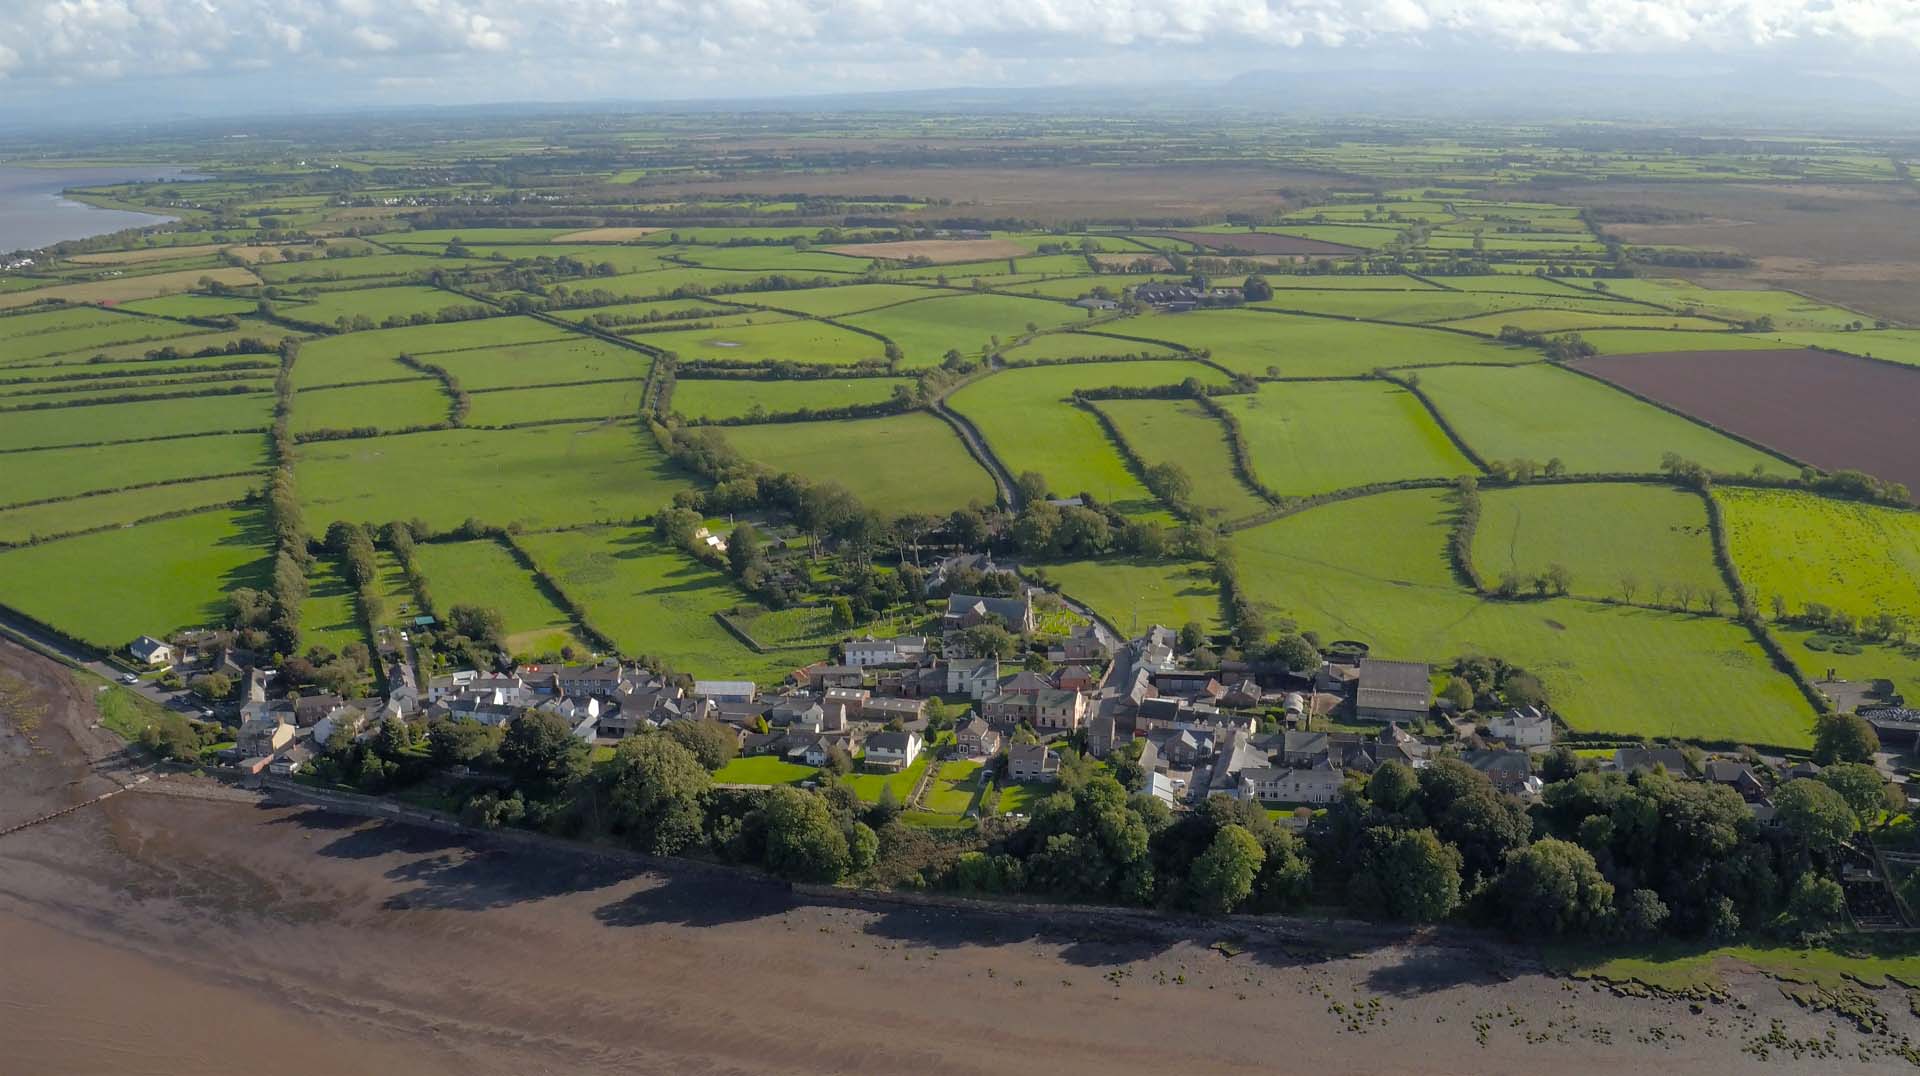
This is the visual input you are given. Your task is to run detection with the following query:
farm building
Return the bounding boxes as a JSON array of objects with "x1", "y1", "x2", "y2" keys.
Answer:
[{"x1": 1353, "y1": 659, "x2": 1431, "y2": 723}]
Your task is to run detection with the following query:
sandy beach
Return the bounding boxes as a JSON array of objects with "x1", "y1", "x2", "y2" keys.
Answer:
[{"x1": 0, "y1": 636, "x2": 1907, "y2": 1075}]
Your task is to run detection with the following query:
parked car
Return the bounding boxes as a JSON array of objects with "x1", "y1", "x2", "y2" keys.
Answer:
[{"x1": 121, "y1": 674, "x2": 139, "y2": 685}]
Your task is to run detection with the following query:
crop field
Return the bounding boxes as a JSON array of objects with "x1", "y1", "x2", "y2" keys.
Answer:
[
  {"x1": 726, "y1": 283, "x2": 946, "y2": 317},
  {"x1": 667, "y1": 375, "x2": 912, "y2": 420},
  {"x1": 293, "y1": 317, "x2": 571, "y2": 387},
  {"x1": 1575, "y1": 348, "x2": 1920, "y2": 494},
  {"x1": 424, "y1": 337, "x2": 649, "y2": 391},
  {"x1": 0, "y1": 392, "x2": 276, "y2": 452},
  {"x1": 640, "y1": 318, "x2": 886, "y2": 365},
  {"x1": 549, "y1": 227, "x2": 663, "y2": 243},
  {"x1": 0, "y1": 508, "x2": 273, "y2": 649},
  {"x1": 1157, "y1": 229, "x2": 1362, "y2": 256},
  {"x1": 1093, "y1": 399, "x2": 1266, "y2": 520},
  {"x1": 1219, "y1": 380, "x2": 1474, "y2": 496},
  {"x1": 297, "y1": 423, "x2": 691, "y2": 532},
  {"x1": 411, "y1": 539, "x2": 582, "y2": 656},
  {"x1": 300, "y1": 555, "x2": 364, "y2": 654},
  {"x1": 1232, "y1": 489, "x2": 1813, "y2": 745},
  {"x1": 512, "y1": 527, "x2": 790, "y2": 680},
  {"x1": 840, "y1": 293, "x2": 1088, "y2": 368},
  {"x1": 1043, "y1": 556, "x2": 1221, "y2": 633},
  {"x1": 0, "y1": 376, "x2": 275, "y2": 410},
  {"x1": 0, "y1": 266, "x2": 261, "y2": 310},
  {"x1": 1473, "y1": 484, "x2": 1727, "y2": 606},
  {"x1": 948, "y1": 360, "x2": 1226, "y2": 514},
  {"x1": 0, "y1": 432, "x2": 269, "y2": 506},
  {"x1": 680, "y1": 246, "x2": 872, "y2": 275},
  {"x1": 1137, "y1": 308, "x2": 1527, "y2": 377},
  {"x1": 720, "y1": 412, "x2": 996, "y2": 515},
  {"x1": 293, "y1": 380, "x2": 451, "y2": 434},
  {"x1": 1415, "y1": 362, "x2": 1794, "y2": 476},
  {"x1": 0, "y1": 474, "x2": 261, "y2": 546},
  {"x1": 1717, "y1": 488, "x2": 1920, "y2": 623}
]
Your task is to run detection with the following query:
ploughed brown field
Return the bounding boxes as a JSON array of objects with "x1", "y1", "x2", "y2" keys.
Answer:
[
  {"x1": 1575, "y1": 348, "x2": 1920, "y2": 496},
  {"x1": 1155, "y1": 229, "x2": 1363, "y2": 257}
]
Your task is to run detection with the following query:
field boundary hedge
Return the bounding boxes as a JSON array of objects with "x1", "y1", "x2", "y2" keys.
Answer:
[
  {"x1": 393, "y1": 352, "x2": 470, "y2": 426},
  {"x1": 1074, "y1": 399, "x2": 1185, "y2": 520},
  {"x1": 0, "y1": 371, "x2": 273, "y2": 401},
  {"x1": 1191, "y1": 392, "x2": 1283, "y2": 506},
  {"x1": 497, "y1": 533, "x2": 620, "y2": 656},
  {"x1": 0, "y1": 497, "x2": 256, "y2": 550},
  {"x1": 1373, "y1": 370, "x2": 1492, "y2": 474},
  {"x1": 0, "y1": 357, "x2": 276, "y2": 387},
  {"x1": 1559, "y1": 359, "x2": 1805, "y2": 470},
  {"x1": 1698, "y1": 487, "x2": 1831, "y2": 719},
  {"x1": 0, "y1": 469, "x2": 268, "y2": 514},
  {"x1": 0, "y1": 382, "x2": 264, "y2": 414}
]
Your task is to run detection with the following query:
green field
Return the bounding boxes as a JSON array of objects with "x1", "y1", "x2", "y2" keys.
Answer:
[
  {"x1": 513, "y1": 526, "x2": 790, "y2": 681},
  {"x1": 1094, "y1": 398, "x2": 1267, "y2": 520},
  {"x1": 283, "y1": 285, "x2": 477, "y2": 327},
  {"x1": 293, "y1": 379, "x2": 451, "y2": 434},
  {"x1": 727, "y1": 283, "x2": 945, "y2": 316},
  {"x1": 428, "y1": 337, "x2": 650, "y2": 390},
  {"x1": 300, "y1": 554, "x2": 364, "y2": 653},
  {"x1": 710, "y1": 755, "x2": 821, "y2": 786},
  {"x1": 1414, "y1": 363, "x2": 1795, "y2": 475},
  {"x1": 297, "y1": 422, "x2": 692, "y2": 532},
  {"x1": 1255, "y1": 288, "x2": 1631, "y2": 325},
  {"x1": 640, "y1": 317, "x2": 887, "y2": 365},
  {"x1": 1768, "y1": 330, "x2": 1920, "y2": 368},
  {"x1": 922, "y1": 759, "x2": 988, "y2": 814},
  {"x1": 0, "y1": 433, "x2": 269, "y2": 507},
  {"x1": 998, "y1": 331, "x2": 1179, "y2": 363},
  {"x1": 293, "y1": 317, "x2": 571, "y2": 388},
  {"x1": 552, "y1": 298, "x2": 727, "y2": 325},
  {"x1": 1438, "y1": 311, "x2": 1731, "y2": 336},
  {"x1": 842, "y1": 752, "x2": 931, "y2": 804},
  {"x1": 1232, "y1": 489, "x2": 1812, "y2": 745},
  {"x1": 1719, "y1": 488, "x2": 1920, "y2": 623},
  {"x1": 1043, "y1": 556, "x2": 1221, "y2": 634},
  {"x1": 411, "y1": 539, "x2": 583, "y2": 656},
  {"x1": 948, "y1": 360, "x2": 1225, "y2": 515},
  {"x1": 117, "y1": 295, "x2": 260, "y2": 318},
  {"x1": 1136, "y1": 308, "x2": 1530, "y2": 377},
  {"x1": 465, "y1": 381, "x2": 644, "y2": 425},
  {"x1": 719, "y1": 412, "x2": 996, "y2": 516},
  {"x1": 0, "y1": 474, "x2": 260, "y2": 545},
  {"x1": 1473, "y1": 483, "x2": 1728, "y2": 606},
  {"x1": 1563, "y1": 280, "x2": 1871, "y2": 331},
  {"x1": 840, "y1": 293, "x2": 1087, "y2": 368},
  {"x1": 0, "y1": 508, "x2": 273, "y2": 649},
  {"x1": 668, "y1": 375, "x2": 912, "y2": 420},
  {"x1": 0, "y1": 314, "x2": 204, "y2": 365},
  {"x1": 1220, "y1": 380, "x2": 1474, "y2": 496},
  {"x1": 1576, "y1": 331, "x2": 1794, "y2": 356},
  {"x1": 0, "y1": 393, "x2": 276, "y2": 451}
]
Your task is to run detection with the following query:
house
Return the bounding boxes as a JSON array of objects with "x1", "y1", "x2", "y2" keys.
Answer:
[
  {"x1": 694, "y1": 680, "x2": 758, "y2": 704},
  {"x1": 1054, "y1": 664, "x2": 1100, "y2": 693},
  {"x1": 943, "y1": 592, "x2": 1035, "y2": 634},
  {"x1": 1063, "y1": 623, "x2": 1111, "y2": 663},
  {"x1": 1148, "y1": 728, "x2": 1214, "y2": 769},
  {"x1": 862, "y1": 696, "x2": 926, "y2": 725},
  {"x1": 844, "y1": 635, "x2": 929, "y2": 668},
  {"x1": 237, "y1": 715, "x2": 295, "y2": 756},
  {"x1": 292, "y1": 693, "x2": 346, "y2": 728},
  {"x1": 1032, "y1": 689, "x2": 1087, "y2": 732},
  {"x1": 1007, "y1": 742, "x2": 1062, "y2": 783},
  {"x1": 1206, "y1": 729, "x2": 1270, "y2": 793},
  {"x1": 1488, "y1": 705, "x2": 1554, "y2": 747},
  {"x1": 1146, "y1": 771, "x2": 1179, "y2": 806},
  {"x1": 946, "y1": 656, "x2": 1001, "y2": 700},
  {"x1": 310, "y1": 705, "x2": 367, "y2": 747},
  {"x1": 1611, "y1": 747, "x2": 1693, "y2": 775},
  {"x1": 554, "y1": 663, "x2": 628, "y2": 697},
  {"x1": 957, "y1": 717, "x2": 1003, "y2": 757},
  {"x1": 128, "y1": 635, "x2": 174, "y2": 666},
  {"x1": 1084, "y1": 712, "x2": 1119, "y2": 758},
  {"x1": 863, "y1": 730, "x2": 923, "y2": 772},
  {"x1": 823, "y1": 686, "x2": 871, "y2": 717},
  {"x1": 267, "y1": 744, "x2": 313, "y2": 776},
  {"x1": 426, "y1": 669, "x2": 479, "y2": 702},
  {"x1": 1463, "y1": 749, "x2": 1537, "y2": 796},
  {"x1": 1354, "y1": 659, "x2": 1431, "y2": 723},
  {"x1": 385, "y1": 659, "x2": 420, "y2": 713},
  {"x1": 1222, "y1": 679, "x2": 1263, "y2": 710},
  {"x1": 1001, "y1": 669, "x2": 1054, "y2": 696},
  {"x1": 1241, "y1": 760, "x2": 1344, "y2": 805},
  {"x1": 770, "y1": 700, "x2": 826, "y2": 729},
  {"x1": 1704, "y1": 760, "x2": 1769, "y2": 802},
  {"x1": 1071, "y1": 296, "x2": 1119, "y2": 310}
]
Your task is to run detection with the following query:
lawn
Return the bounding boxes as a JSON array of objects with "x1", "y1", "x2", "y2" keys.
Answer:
[
  {"x1": 640, "y1": 317, "x2": 887, "y2": 365},
  {"x1": 292, "y1": 317, "x2": 572, "y2": 388},
  {"x1": 465, "y1": 381, "x2": 644, "y2": 425},
  {"x1": 427, "y1": 336, "x2": 651, "y2": 391},
  {"x1": 996, "y1": 781, "x2": 1055, "y2": 816},
  {"x1": 668, "y1": 375, "x2": 913, "y2": 420},
  {"x1": 922, "y1": 758, "x2": 989, "y2": 814},
  {"x1": 0, "y1": 508, "x2": 274, "y2": 649},
  {"x1": 292, "y1": 379, "x2": 451, "y2": 434},
  {"x1": 711, "y1": 755, "x2": 821, "y2": 786},
  {"x1": 1042, "y1": 556, "x2": 1221, "y2": 634},
  {"x1": 1231, "y1": 488, "x2": 1814, "y2": 746},
  {"x1": 947, "y1": 360, "x2": 1226, "y2": 516},
  {"x1": 0, "y1": 392, "x2": 276, "y2": 452},
  {"x1": 0, "y1": 433, "x2": 270, "y2": 506},
  {"x1": 410, "y1": 539, "x2": 583, "y2": 657},
  {"x1": 1413, "y1": 363, "x2": 1796, "y2": 476},
  {"x1": 842, "y1": 753, "x2": 931, "y2": 804},
  {"x1": 1093, "y1": 398, "x2": 1268, "y2": 520},
  {"x1": 1219, "y1": 380, "x2": 1475, "y2": 497},
  {"x1": 719, "y1": 412, "x2": 997, "y2": 516},
  {"x1": 839, "y1": 293, "x2": 1088, "y2": 368},
  {"x1": 1718, "y1": 488, "x2": 1920, "y2": 624},
  {"x1": 0, "y1": 474, "x2": 260, "y2": 545},
  {"x1": 1132, "y1": 308, "x2": 1530, "y2": 377},
  {"x1": 300, "y1": 554, "x2": 364, "y2": 654},
  {"x1": 1473, "y1": 483, "x2": 1728, "y2": 608},
  {"x1": 513, "y1": 527, "x2": 793, "y2": 681},
  {"x1": 297, "y1": 422, "x2": 693, "y2": 533}
]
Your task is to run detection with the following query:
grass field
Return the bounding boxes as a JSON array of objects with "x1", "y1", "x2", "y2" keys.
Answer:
[
  {"x1": 1768, "y1": 329, "x2": 1920, "y2": 368},
  {"x1": 0, "y1": 474, "x2": 260, "y2": 545},
  {"x1": 0, "y1": 393, "x2": 275, "y2": 452},
  {"x1": 997, "y1": 781, "x2": 1053, "y2": 816},
  {"x1": 1255, "y1": 288, "x2": 1631, "y2": 325},
  {"x1": 719, "y1": 412, "x2": 996, "y2": 515},
  {"x1": 1043, "y1": 556, "x2": 1221, "y2": 633},
  {"x1": 668, "y1": 375, "x2": 912, "y2": 420},
  {"x1": 513, "y1": 526, "x2": 792, "y2": 681},
  {"x1": 281, "y1": 285, "x2": 476, "y2": 327},
  {"x1": 1232, "y1": 489, "x2": 1813, "y2": 745},
  {"x1": 1220, "y1": 380, "x2": 1474, "y2": 496},
  {"x1": 1564, "y1": 279, "x2": 1871, "y2": 331},
  {"x1": 300, "y1": 554, "x2": 364, "y2": 654},
  {"x1": 293, "y1": 379, "x2": 451, "y2": 434},
  {"x1": 1413, "y1": 363, "x2": 1796, "y2": 475},
  {"x1": 948, "y1": 360, "x2": 1225, "y2": 515},
  {"x1": 840, "y1": 293, "x2": 1088, "y2": 368},
  {"x1": 466, "y1": 382, "x2": 644, "y2": 425},
  {"x1": 411, "y1": 539, "x2": 583, "y2": 657},
  {"x1": 1136, "y1": 308, "x2": 1530, "y2": 377},
  {"x1": 1575, "y1": 330, "x2": 1794, "y2": 356},
  {"x1": 922, "y1": 758, "x2": 988, "y2": 814},
  {"x1": 0, "y1": 267, "x2": 260, "y2": 310},
  {"x1": 551, "y1": 298, "x2": 725, "y2": 325},
  {"x1": 0, "y1": 508, "x2": 273, "y2": 648},
  {"x1": 710, "y1": 755, "x2": 820, "y2": 786},
  {"x1": 427, "y1": 337, "x2": 650, "y2": 390},
  {"x1": 842, "y1": 753, "x2": 931, "y2": 804},
  {"x1": 998, "y1": 331, "x2": 1179, "y2": 362},
  {"x1": 297, "y1": 422, "x2": 692, "y2": 533},
  {"x1": 1718, "y1": 488, "x2": 1920, "y2": 623},
  {"x1": 1473, "y1": 483, "x2": 1727, "y2": 606},
  {"x1": 1094, "y1": 398, "x2": 1267, "y2": 520},
  {"x1": 639, "y1": 317, "x2": 886, "y2": 365},
  {"x1": 293, "y1": 317, "x2": 571, "y2": 388},
  {"x1": 0, "y1": 315, "x2": 205, "y2": 364},
  {"x1": 726, "y1": 283, "x2": 949, "y2": 317},
  {"x1": 1438, "y1": 311, "x2": 1731, "y2": 336}
]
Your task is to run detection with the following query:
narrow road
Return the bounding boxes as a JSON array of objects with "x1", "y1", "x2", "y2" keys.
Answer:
[
  {"x1": 929, "y1": 399, "x2": 1019, "y2": 511},
  {"x1": 0, "y1": 606, "x2": 198, "y2": 712}
]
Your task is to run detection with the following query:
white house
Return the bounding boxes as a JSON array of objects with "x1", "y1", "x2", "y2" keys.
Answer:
[
  {"x1": 945, "y1": 657, "x2": 1000, "y2": 699},
  {"x1": 129, "y1": 635, "x2": 175, "y2": 666},
  {"x1": 863, "y1": 730, "x2": 922, "y2": 772},
  {"x1": 1488, "y1": 705, "x2": 1554, "y2": 747},
  {"x1": 1241, "y1": 760, "x2": 1345, "y2": 805}
]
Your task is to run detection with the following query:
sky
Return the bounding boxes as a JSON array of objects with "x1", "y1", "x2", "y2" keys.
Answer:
[{"x1": 2, "y1": 0, "x2": 1918, "y2": 120}]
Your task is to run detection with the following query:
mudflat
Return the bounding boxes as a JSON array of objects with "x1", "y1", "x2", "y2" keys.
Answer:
[{"x1": 0, "y1": 637, "x2": 1900, "y2": 1075}]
